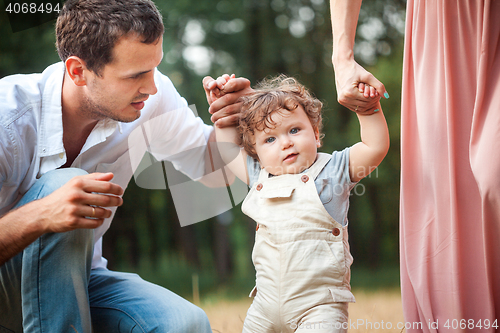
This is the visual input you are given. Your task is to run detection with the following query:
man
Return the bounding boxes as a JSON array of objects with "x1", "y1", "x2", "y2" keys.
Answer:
[{"x1": 0, "y1": 0, "x2": 250, "y2": 332}]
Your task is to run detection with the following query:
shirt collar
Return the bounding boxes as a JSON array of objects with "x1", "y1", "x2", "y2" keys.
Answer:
[
  {"x1": 80, "y1": 118, "x2": 122, "y2": 155},
  {"x1": 38, "y1": 63, "x2": 123, "y2": 158},
  {"x1": 38, "y1": 62, "x2": 65, "y2": 157}
]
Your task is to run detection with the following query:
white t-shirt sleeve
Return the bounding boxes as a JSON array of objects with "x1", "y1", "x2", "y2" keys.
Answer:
[{"x1": 140, "y1": 70, "x2": 213, "y2": 181}]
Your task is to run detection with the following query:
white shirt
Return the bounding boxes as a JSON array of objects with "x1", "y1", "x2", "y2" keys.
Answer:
[{"x1": 0, "y1": 62, "x2": 213, "y2": 268}]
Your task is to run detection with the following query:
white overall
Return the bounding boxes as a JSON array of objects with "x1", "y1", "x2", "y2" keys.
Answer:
[{"x1": 241, "y1": 153, "x2": 355, "y2": 333}]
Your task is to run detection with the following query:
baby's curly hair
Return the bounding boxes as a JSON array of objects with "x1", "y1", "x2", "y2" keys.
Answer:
[{"x1": 239, "y1": 75, "x2": 324, "y2": 160}]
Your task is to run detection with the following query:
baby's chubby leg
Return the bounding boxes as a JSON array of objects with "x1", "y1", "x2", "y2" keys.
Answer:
[
  {"x1": 241, "y1": 297, "x2": 277, "y2": 333},
  {"x1": 293, "y1": 302, "x2": 349, "y2": 333}
]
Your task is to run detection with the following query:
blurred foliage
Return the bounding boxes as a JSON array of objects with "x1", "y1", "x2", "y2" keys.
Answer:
[{"x1": 1, "y1": 0, "x2": 406, "y2": 298}]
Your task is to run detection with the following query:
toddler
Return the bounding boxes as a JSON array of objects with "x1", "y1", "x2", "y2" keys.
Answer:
[{"x1": 210, "y1": 74, "x2": 389, "y2": 332}]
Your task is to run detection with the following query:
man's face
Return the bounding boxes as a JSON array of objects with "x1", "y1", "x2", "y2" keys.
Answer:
[{"x1": 82, "y1": 34, "x2": 164, "y2": 123}]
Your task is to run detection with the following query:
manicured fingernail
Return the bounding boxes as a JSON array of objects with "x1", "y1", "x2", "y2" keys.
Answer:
[
  {"x1": 374, "y1": 109, "x2": 380, "y2": 112},
  {"x1": 384, "y1": 92, "x2": 390, "y2": 99}
]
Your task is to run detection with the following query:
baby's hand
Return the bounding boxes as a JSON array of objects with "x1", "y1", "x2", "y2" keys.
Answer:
[
  {"x1": 358, "y1": 82, "x2": 379, "y2": 98},
  {"x1": 353, "y1": 82, "x2": 381, "y2": 115},
  {"x1": 209, "y1": 74, "x2": 235, "y2": 101}
]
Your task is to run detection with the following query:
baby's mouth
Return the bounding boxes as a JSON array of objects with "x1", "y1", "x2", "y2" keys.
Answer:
[{"x1": 284, "y1": 153, "x2": 298, "y2": 162}]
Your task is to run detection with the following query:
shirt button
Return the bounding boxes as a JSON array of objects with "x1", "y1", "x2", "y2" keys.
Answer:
[
  {"x1": 256, "y1": 183, "x2": 263, "y2": 191},
  {"x1": 301, "y1": 175, "x2": 309, "y2": 183},
  {"x1": 59, "y1": 153, "x2": 64, "y2": 159},
  {"x1": 332, "y1": 228, "x2": 340, "y2": 236}
]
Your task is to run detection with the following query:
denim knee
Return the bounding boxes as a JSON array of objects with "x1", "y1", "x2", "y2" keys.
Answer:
[
  {"x1": 184, "y1": 305, "x2": 212, "y2": 333},
  {"x1": 15, "y1": 168, "x2": 88, "y2": 208},
  {"x1": 17, "y1": 168, "x2": 94, "y2": 268},
  {"x1": 171, "y1": 304, "x2": 212, "y2": 333},
  {"x1": 92, "y1": 306, "x2": 211, "y2": 333}
]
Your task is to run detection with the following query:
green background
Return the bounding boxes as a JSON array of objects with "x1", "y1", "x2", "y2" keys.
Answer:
[{"x1": 0, "y1": 0, "x2": 406, "y2": 300}]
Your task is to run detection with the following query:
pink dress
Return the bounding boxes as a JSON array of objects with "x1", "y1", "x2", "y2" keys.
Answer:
[{"x1": 400, "y1": 0, "x2": 500, "y2": 331}]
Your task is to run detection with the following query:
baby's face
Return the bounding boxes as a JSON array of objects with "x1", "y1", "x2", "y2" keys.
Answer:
[{"x1": 254, "y1": 106, "x2": 320, "y2": 176}]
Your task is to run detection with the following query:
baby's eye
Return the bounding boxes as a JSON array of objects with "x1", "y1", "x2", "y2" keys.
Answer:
[
  {"x1": 265, "y1": 137, "x2": 276, "y2": 144},
  {"x1": 290, "y1": 128, "x2": 299, "y2": 134}
]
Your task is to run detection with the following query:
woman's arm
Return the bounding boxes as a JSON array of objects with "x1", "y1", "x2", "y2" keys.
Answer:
[{"x1": 330, "y1": 0, "x2": 387, "y2": 113}]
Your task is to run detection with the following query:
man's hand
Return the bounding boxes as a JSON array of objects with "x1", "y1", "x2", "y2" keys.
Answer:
[
  {"x1": 36, "y1": 172, "x2": 124, "y2": 233},
  {"x1": 0, "y1": 172, "x2": 124, "y2": 266},
  {"x1": 202, "y1": 75, "x2": 252, "y2": 128},
  {"x1": 333, "y1": 58, "x2": 388, "y2": 115}
]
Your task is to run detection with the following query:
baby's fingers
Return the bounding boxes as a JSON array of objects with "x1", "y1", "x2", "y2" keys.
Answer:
[
  {"x1": 358, "y1": 82, "x2": 365, "y2": 93},
  {"x1": 210, "y1": 90, "x2": 220, "y2": 101},
  {"x1": 363, "y1": 84, "x2": 371, "y2": 98},
  {"x1": 360, "y1": 83, "x2": 378, "y2": 98},
  {"x1": 216, "y1": 76, "x2": 227, "y2": 89}
]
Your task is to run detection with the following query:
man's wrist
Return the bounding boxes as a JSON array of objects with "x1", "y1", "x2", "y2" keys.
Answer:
[{"x1": 20, "y1": 200, "x2": 49, "y2": 236}]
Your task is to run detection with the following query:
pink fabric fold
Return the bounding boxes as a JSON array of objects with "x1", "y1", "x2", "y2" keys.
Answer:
[{"x1": 400, "y1": 0, "x2": 500, "y2": 331}]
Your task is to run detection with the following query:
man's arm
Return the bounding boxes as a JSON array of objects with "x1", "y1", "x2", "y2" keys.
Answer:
[
  {"x1": 0, "y1": 205, "x2": 46, "y2": 266},
  {"x1": 203, "y1": 76, "x2": 253, "y2": 128},
  {"x1": 0, "y1": 172, "x2": 123, "y2": 266},
  {"x1": 330, "y1": 0, "x2": 387, "y2": 113}
]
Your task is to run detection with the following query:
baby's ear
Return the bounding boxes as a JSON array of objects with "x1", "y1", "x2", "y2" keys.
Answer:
[{"x1": 314, "y1": 128, "x2": 321, "y2": 147}]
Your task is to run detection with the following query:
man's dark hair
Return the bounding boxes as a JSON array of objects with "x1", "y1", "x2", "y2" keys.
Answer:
[{"x1": 56, "y1": 0, "x2": 164, "y2": 76}]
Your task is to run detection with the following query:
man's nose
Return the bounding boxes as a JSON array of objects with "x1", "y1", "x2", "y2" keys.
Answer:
[{"x1": 139, "y1": 71, "x2": 158, "y2": 96}]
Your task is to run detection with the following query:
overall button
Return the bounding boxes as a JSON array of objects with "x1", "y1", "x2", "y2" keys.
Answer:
[
  {"x1": 301, "y1": 175, "x2": 309, "y2": 183},
  {"x1": 256, "y1": 183, "x2": 263, "y2": 191},
  {"x1": 332, "y1": 228, "x2": 340, "y2": 236}
]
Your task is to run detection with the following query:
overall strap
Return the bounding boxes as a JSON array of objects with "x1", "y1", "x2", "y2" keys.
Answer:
[
  {"x1": 257, "y1": 165, "x2": 270, "y2": 182},
  {"x1": 306, "y1": 153, "x2": 332, "y2": 180}
]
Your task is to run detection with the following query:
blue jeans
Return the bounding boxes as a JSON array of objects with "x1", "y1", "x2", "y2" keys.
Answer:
[{"x1": 0, "y1": 168, "x2": 212, "y2": 333}]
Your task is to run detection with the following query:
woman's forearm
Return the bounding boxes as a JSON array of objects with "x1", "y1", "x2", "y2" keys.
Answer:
[{"x1": 330, "y1": 0, "x2": 362, "y2": 68}]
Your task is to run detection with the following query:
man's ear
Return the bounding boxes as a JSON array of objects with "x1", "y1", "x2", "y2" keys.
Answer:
[{"x1": 65, "y1": 56, "x2": 88, "y2": 86}]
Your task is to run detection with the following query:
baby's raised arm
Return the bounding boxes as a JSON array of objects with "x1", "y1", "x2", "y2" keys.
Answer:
[
  {"x1": 348, "y1": 84, "x2": 390, "y2": 182},
  {"x1": 214, "y1": 120, "x2": 250, "y2": 186},
  {"x1": 209, "y1": 74, "x2": 250, "y2": 185}
]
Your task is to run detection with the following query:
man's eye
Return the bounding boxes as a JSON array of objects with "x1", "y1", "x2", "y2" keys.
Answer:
[
  {"x1": 290, "y1": 128, "x2": 299, "y2": 134},
  {"x1": 265, "y1": 137, "x2": 275, "y2": 143}
]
